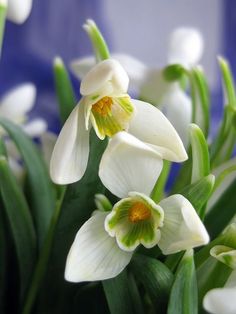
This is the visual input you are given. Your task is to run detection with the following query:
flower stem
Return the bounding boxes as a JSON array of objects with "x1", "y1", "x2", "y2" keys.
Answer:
[
  {"x1": 22, "y1": 187, "x2": 67, "y2": 314},
  {"x1": 150, "y1": 161, "x2": 170, "y2": 203}
]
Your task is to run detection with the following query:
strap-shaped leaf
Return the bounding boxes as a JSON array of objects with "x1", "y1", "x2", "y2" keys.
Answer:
[
  {"x1": 83, "y1": 19, "x2": 110, "y2": 61},
  {"x1": 179, "y1": 174, "x2": 215, "y2": 218},
  {"x1": 190, "y1": 67, "x2": 210, "y2": 136},
  {"x1": 205, "y1": 178, "x2": 236, "y2": 239},
  {"x1": 0, "y1": 157, "x2": 36, "y2": 299},
  {"x1": 0, "y1": 118, "x2": 56, "y2": 248},
  {"x1": 0, "y1": 0, "x2": 7, "y2": 56},
  {"x1": 103, "y1": 269, "x2": 142, "y2": 314},
  {"x1": 132, "y1": 254, "x2": 173, "y2": 309},
  {"x1": 189, "y1": 123, "x2": 210, "y2": 184},
  {"x1": 167, "y1": 250, "x2": 198, "y2": 314},
  {"x1": 53, "y1": 57, "x2": 76, "y2": 123}
]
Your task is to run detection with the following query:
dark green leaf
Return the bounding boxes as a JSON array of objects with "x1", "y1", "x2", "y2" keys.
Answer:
[
  {"x1": 205, "y1": 178, "x2": 236, "y2": 239},
  {"x1": 168, "y1": 250, "x2": 198, "y2": 314},
  {"x1": 54, "y1": 57, "x2": 76, "y2": 123},
  {"x1": 0, "y1": 118, "x2": 56, "y2": 248},
  {"x1": 0, "y1": 157, "x2": 36, "y2": 299},
  {"x1": 0, "y1": 2, "x2": 7, "y2": 56},
  {"x1": 103, "y1": 269, "x2": 141, "y2": 314},
  {"x1": 132, "y1": 254, "x2": 173, "y2": 308}
]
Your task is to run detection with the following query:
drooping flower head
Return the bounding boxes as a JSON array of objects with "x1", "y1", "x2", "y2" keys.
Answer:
[
  {"x1": 65, "y1": 132, "x2": 209, "y2": 282},
  {"x1": 50, "y1": 59, "x2": 187, "y2": 184}
]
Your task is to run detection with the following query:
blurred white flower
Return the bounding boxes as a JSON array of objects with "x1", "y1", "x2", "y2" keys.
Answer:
[
  {"x1": 6, "y1": 0, "x2": 33, "y2": 24},
  {"x1": 64, "y1": 132, "x2": 208, "y2": 282},
  {"x1": 71, "y1": 27, "x2": 204, "y2": 147},
  {"x1": 50, "y1": 59, "x2": 187, "y2": 185}
]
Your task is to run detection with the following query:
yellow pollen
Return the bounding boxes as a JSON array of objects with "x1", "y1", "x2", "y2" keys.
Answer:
[
  {"x1": 92, "y1": 96, "x2": 113, "y2": 116},
  {"x1": 128, "y1": 202, "x2": 151, "y2": 223}
]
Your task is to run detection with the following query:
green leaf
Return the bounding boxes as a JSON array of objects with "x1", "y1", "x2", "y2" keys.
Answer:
[
  {"x1": 35, "y1": 130, "x2": 108, "y2": 314},
  {"x1": 179, "y1": 174, "x2": 215, "y2": 218},
  {"x1": 190, "y1": 67, "x2": 210, "y2": 136},
  {"x1": 218, "y1": 56, "x2": 236, "y2": 108},
  {"x1": 103, "y1": 269, "x2": 142, "y2": 314},
  {"x1": 0, "y1": 118, "x2": 56, "y2": 248},
  {"x1": 132, "y1": 254, "x2": 173, "y2": 309},
  {"x1": 189, "y1": 123, "x2": 210, "y2": 184},
  {"x1": 168, "y1": 250, "x2": 198, "y2": 314},
  {"x1": 53, "y1": 57, "x2": 76, "y2": 123},
  {"x1": 204, "y1": 178, "x2": 236, "y2": 239},
  {"x1": 0, "y1": 1, "x2": 7, "y2": 56},
  {"x1": 0, "y1": 157, "x2": 36, "y2": 299},
  {"x1": 83, "y1": 19, "x2": 110, "y2": 61}
]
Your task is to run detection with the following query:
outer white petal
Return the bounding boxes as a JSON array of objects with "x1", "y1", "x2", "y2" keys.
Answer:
[
  {"x1": 40, "y1": 132, "x2": 57, "y2": 167},
  {"x1": 80, "y1": 59, "x2": 129, "y2": 96},
  {"x1": 158, "y1": 194, "x2": 209, "y2": 255},
  {"x1": 203, "y1": 271, "x2": 236, "y2": 314},
  {"x1": 99, "y1": 131, "x2": 163, "y2": 198},
  {"x1": 50, "y1": 102, "x2": 90, "y2": 184},
  {"x1": 0, "y1": 83, "x2": 36, "y2": 121},
  {"x1": 23, "y1": 118, "x2": 47, "y2": 137},
  {"x1": 161, "y1": 83, "x2": 192, "y2": 147},
  {"x1": 128, "y1": 99, "x2": 188, "y2": 162},
  {"x1": 168, "y1": 27, "x2": 204, "y2": 67},
  {"x1": 7, "y1": 0, "x2": 33, "y2": 24},
  {"x1": 65, "y1": 211, "x2": 132, "y2": 282}
]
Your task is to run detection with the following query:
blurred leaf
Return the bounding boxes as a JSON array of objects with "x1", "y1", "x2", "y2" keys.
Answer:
[
  {"x1": 167, "y1": 250, "x2": 198, "y2": 314},
  {"x1": 83, "y1": 19, "x2": 110, "y2": 61},
  {"x1": 103, "y1": 269, "x2": 143, "y2": 314},
  {"x1": 204, "y1": 178, "x2": 236, "y2": 239},
  {"x1": 132, "y1": 254, "x2": 173, "y2": 310},
  {"x1": 0, "y1": 118, "x2": 56, "y2": 248},
  {"x1": 53, "y1": 57, "x2": 76, "y2": 123},
  {"x1": 0, "y1": 1, "x2": 7, "y2": 56},
  {"x1": 0, "y1": 206, "x2": 7, "y2": 313},
  {"x1": 189, "y1": 124, "x2": 210, "y2": 184},
  {"x1": 0, "y1": 157, "x2": 36, "y2": 299},
  {"x1": 179, "y1": 174, "x2": 215, "y2": 218},
  {"x1": 190, "y1": 67, "x2": 210, "y2": 136},
  {"x1": 36, "y1": 130, "x2": 108, "y2": 314}
]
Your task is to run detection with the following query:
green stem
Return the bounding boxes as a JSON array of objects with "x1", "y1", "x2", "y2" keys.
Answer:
[
  {"x1": 150, "y1": 161, "x2": 170, "y2": 203},
  {"x1": 22, "y1": 187, "x2": 67, "y2": 314}
]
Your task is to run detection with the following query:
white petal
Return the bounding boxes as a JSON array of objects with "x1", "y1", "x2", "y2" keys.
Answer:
[
  {"x1": 70, "y1": 56, "x2": 95, "y2": 81},
  {"x1": 23, "y1": 118, "x2": 47, "y2": 137},
  {"x1": 8, "y1": 157, "x2": 25, "y2": 182},
  {"x1": 80, "y1": 59, "x2": 129, "y2": 96},
  {"x1": 65, "y1": 211, "x2": 132, "y2": 282},
  {"x1": 50, "y1": 102, "x2": 90, "y2": 184},
  {"x1": 0, "y1": 83, "x2": 36, "y2": 122},
  {"x1": 5, "y1": 139, "x2": 21, "y2": 161},
  {"x1": 99, "y1": 131, "x2": 163, "y2": 198},
  {"x1": 203, "y1": 271, "x2": 236, "y2": 314},
  {"x1": 40, "y1": 132, "x2": 57, "y2": 167},
  {"x1": 7, "y1": 0, "x2": 33, "y2": 24},
  {"x1": 158, "y1": 194, "x2": 209, "y2": 255},
  {"x1": 161, "y1": 83, "x2": 192, "y2": 148},
  {"x1": 129, "y1": 99, "x2": 188, "y2": 162},
  {"x1": 168, "y1": 27, "x2": 204, "y2": 67}
]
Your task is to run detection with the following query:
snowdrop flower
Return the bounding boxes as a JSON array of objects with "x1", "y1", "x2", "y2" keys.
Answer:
[
  {"x1": 203, "y1": 245, "x2": 236, "y2": 314},
  {"x1": 71, "y1": 28, "x2": 203, "y2": 147},
  {"x1": 50, "y1": 59, "x2": 187, "y2": 185},
  {"x1": 6, "y1": 0, "x2": 33, "y2": 24},
  {"x1": 65, "y1": 132, "x2": 209, "y2": 282}
]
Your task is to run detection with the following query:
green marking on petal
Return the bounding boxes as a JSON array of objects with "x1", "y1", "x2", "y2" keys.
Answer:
[
  {"x1": 105, "y1": 192, "x2": 164, "y2": 252},
  {"x1": 90, "y1": 95, "x2": 135, "y2": 139},
  {"x1": 210, "y1": 245, "x2": 236, "y2": 270}
]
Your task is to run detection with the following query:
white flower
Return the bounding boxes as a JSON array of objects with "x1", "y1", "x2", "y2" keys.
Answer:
[
  {"x1": 50, "y1": 59, "x2": 187, "y2": 185},
  {"x1": 64, "y1": 132, "x2": 209, "y2": 282},
  {"x1": 203, "y1": 245, "x2": 236, "y2": 314},
  {"x1": 6, "y1": 0, "x2": 33, "y2": 24},
  {"x1": 71, "y1": 27, "x2": 203, "y2": 147}
]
